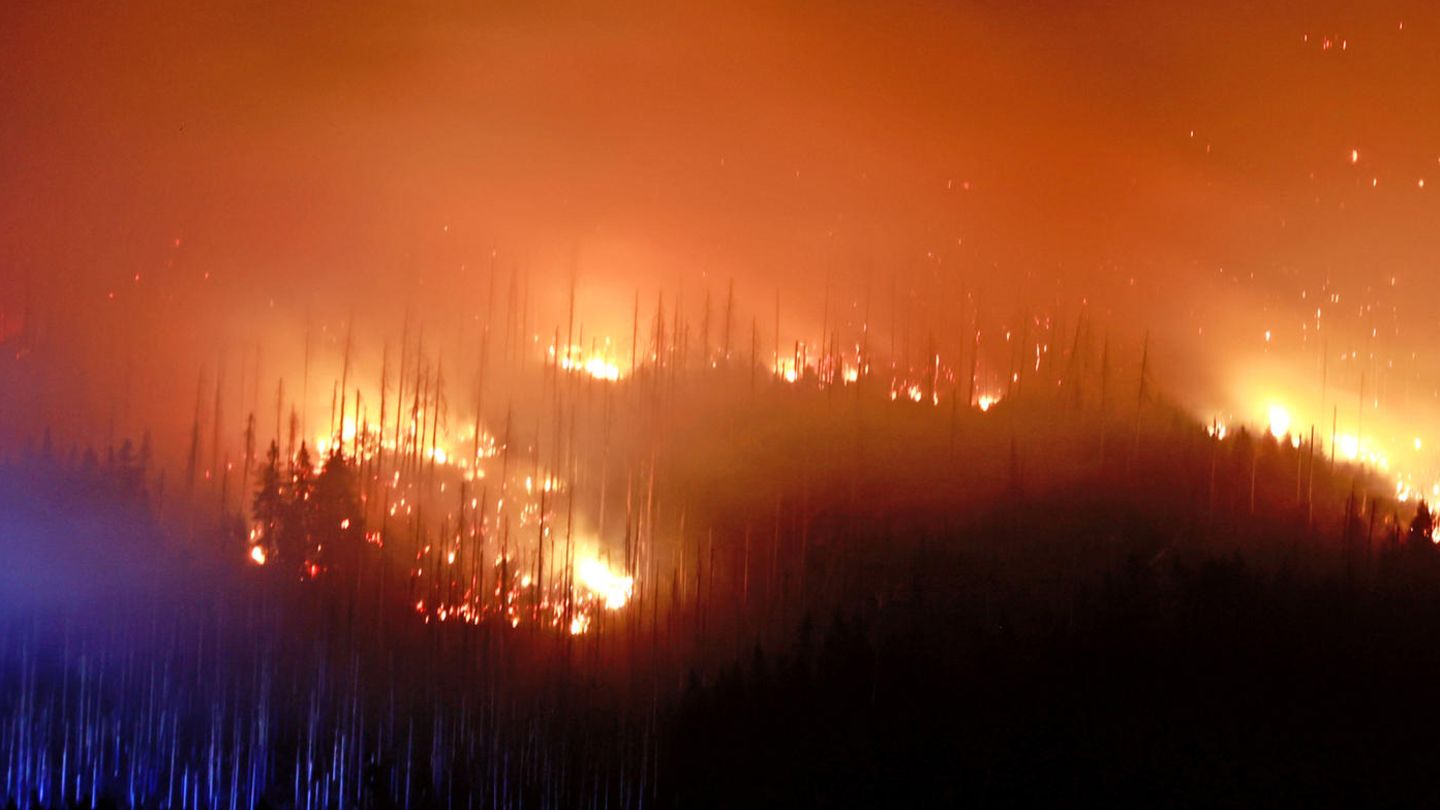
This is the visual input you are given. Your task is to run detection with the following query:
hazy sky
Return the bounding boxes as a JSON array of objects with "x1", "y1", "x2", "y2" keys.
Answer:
[{"x1": 4, "y1": 1, "x2": 1440, "y2": 470}]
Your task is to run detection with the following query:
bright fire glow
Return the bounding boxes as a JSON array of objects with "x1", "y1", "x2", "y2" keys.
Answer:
[
  {"x1": 552, "y1": 343, "x2": 623, "y2": 381},
  {"x1": 1338, "y1": 433, "x2": 1360, "y2": 460},
  {"x1": 1267, "y1": 404, "x2": 1291, "y2": 440},
  {"x1": 575, "y1": 557, "x2": 634, "y2": 610}
]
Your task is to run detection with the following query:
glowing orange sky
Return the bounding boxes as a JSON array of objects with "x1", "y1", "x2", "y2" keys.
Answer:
[{"x1": 4, "y1": 1, "x2": 1440, "y2": 474}]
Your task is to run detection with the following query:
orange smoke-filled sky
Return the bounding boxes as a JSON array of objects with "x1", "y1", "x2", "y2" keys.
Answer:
[{"x1": 3, "y1": 1, "x2": 1440, "y2": 465}]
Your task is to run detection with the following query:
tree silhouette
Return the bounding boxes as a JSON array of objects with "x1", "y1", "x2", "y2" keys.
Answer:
[
  {"x1": 1408, "y1": 500, "x2": 1435, "y2": 549},
  {"x1": 281, "y1": 441, "x2": 317, "y2": 568},
  {"x1": 252, "y1": 441, "x2": 284, "y2": 559},
  {"x1": 315, "y1": 447, "x2": 364, "y2": 572}
]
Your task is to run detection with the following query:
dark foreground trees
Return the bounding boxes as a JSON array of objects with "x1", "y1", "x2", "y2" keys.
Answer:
[{"x1": 665, "y1": 550, "x2": 1440, "y2": 808}]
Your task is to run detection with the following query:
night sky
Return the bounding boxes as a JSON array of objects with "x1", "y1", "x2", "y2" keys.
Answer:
[{"x1": 4, "y1": 0, "x2": 1440, "y2": 485}]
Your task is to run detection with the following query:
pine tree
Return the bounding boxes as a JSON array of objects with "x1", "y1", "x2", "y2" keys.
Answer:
[
  {"x1": 281, "y1": 442, "x2": 317, "y2": 567},
  {"x1": 252, "y1": 441, "x2": 285, "y2": 558},
  {"x1": 315, "y1": 447, "x2": 363, "y2": 572}
]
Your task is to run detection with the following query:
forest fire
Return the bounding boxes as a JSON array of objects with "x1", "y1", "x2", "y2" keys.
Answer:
[
  {"x1": 12, "y1": 2, "x2": 1440, "y2": 807},
  {"x1": 575, "y1": 555, "x2": 634, "y2": 610},
  {"x1": 1267, "y1": 404, "x2": 1292, "y2": 440},
  {"x1": 552, "y1": 343, "x2": 623, "y2": 382}
]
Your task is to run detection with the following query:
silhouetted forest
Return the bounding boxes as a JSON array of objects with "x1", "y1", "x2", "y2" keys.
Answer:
[
  {"x1": 5, "y1": 403, "x2": 1440, "y2": 808},
  {"x1": 667, "y1": 532, "x2": 1440, "y2": 807}
]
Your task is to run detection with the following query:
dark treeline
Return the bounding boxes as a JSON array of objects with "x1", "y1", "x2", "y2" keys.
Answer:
[
  {"x1": 667, "y1": 501, "x2": 1440, "y2": 807},
  {"x1": 3, "y1": 358, "x2": 1439, "y2": 807}
]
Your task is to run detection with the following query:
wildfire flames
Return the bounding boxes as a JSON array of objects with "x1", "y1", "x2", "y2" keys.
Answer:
[{"x1": 575, "y1": 556, "x2": 633, "y2": 610}]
